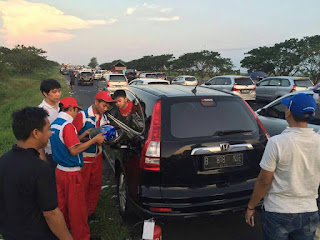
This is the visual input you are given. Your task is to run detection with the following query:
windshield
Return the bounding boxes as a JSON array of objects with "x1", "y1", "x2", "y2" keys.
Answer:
[
  {"x1": 146, "y1": 74, "x2": 157, "y2": 79},
  {"x1": 148, "y1": 82, "x2": 168, "y2": 85},
  {"x1": 156, "y1": 73, "x2": 166, "y2": 78},
  {"x1": 185, "y1": 77, "x2": 196, "y2": 81},
  {"x1": 109, "y1": 75, "x2": 126, "y2": 81},
  {"x1": 170, "y1": 98, "x2": 258, "y2": 138},
  {"x1": 235, "y1": 78, "x2": 254, "y2": 85},
  {"x1": 81, "y1": 72, "x2": 92, "y2": 76},
  {"x1": 294, "y1": 79, "x2": 313, "y2": 87}
]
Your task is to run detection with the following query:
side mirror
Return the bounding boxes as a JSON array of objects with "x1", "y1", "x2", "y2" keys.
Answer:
[{"x1": 256, "y1": 82, "x2": 260, "y2": 86}]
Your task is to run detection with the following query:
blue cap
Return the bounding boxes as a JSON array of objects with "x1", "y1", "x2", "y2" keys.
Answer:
[{"x1": 281, "y1": 93, "x2": 316, "y2": 120}]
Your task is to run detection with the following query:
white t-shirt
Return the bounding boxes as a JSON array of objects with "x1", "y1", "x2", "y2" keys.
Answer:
[
  {"x1": 38, "y1": 99, "x2": 60, "y2": 154},
  {"x1": 260, "y1": 127, "x2": 320, "y2": 213}
]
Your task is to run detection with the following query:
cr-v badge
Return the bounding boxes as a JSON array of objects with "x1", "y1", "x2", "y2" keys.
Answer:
[{"x1": 220, "y1": 143, "x2": 230, "y2": 151}]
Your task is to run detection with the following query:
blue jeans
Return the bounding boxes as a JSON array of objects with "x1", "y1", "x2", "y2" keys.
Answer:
[{"x1": 262, "y1": 210, "x2": 319, "y2": 240}]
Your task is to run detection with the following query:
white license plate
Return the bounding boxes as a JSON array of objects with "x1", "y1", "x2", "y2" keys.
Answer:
[
  {"x1": 203, "y1": 153, "x2": 243, "y2": 170},
  {"x1": 241, "y1": 90, "x2": 250, "y2": 94}
]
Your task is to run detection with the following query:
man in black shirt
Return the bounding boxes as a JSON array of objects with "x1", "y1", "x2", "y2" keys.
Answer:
[{"x1": 0, "y1": 107, "x2": 73, "y2": 240}]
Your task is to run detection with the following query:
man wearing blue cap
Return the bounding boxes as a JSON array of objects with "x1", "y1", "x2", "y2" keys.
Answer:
[{"x1": 245, "y1": 93, "x2": 320, "y2": 240}]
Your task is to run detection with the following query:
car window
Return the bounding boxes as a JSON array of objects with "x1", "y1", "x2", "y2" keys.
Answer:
[
  {"x1": 185, "y1": 77, "x2": 197, "y2": 81},
  {"x1": 269, "y1": 79, "x2": 281, "y2": 86},
  {"x1": 280, "y1": 79, "x2": 290, "y2": 87},
  {"x1": 215, "y1": 78, "x2": 226, "y2": 85},
  {"x1": 259, "y1": 80, "x2": 269, "y2": 86},
  {"x1": 156, "y1": 73, "x2": 166, "y2": 78},
  {"x1": 81, "y1": 72, "x2": 92, "y2": 76},
  {"x1": 234, "y1": 78, "x2": 253, "y2": 85},
  {"x1": 129, "y1": 81, "x2": 136, "y2": 85},
  {"x1": 265, "y1": 101, "x2": 286, "y2": 119},
  {"x1": 146, "y1": 74, "x2": 157, "y2": 79},
  {"x1": 294, "y1": 79, "x2": 313, "y2": 87},
  {"x1": 148, "y1": 82, "x2": 169, "y2": 85},
  {"x1": 208, "y1": 78, "x2": 217, "y2": 85},
  {"x1": 169, "y1": 97, "x2": 259, "y2": 139},
  {"x1": 109, "y1": 75, "x2": 126, "y2": 81}
]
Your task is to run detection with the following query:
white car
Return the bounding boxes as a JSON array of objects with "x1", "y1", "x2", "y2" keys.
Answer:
[
  {"x1": 129, "y1": 78, "x2": 170, "y2": 85},
  {"x1": 171, "y1": 75, "x2": 198, "y2": 86},
  {"x1": 94, "y1": 70, "x2": 103, "y2": 80},
  {"x1": 98, "y1": 73, "x2": 128, "y2": 93}
]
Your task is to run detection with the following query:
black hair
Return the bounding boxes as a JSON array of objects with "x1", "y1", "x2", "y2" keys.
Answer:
[
  {"x1": 40, "y1": 79, "x2": 61, "y2": 95},
  {"x1": 12, "y1": 107, "x2": 49, "y2": 141},
  {"x1": 291, "y1": 112, "x2": 312, "y2": 122},
  {"x1": 58, "y1": 103, "x2": 77, "y2": 112},
  {"x1": 113, "y1": 90, "x2": 127, "y2": 99}
]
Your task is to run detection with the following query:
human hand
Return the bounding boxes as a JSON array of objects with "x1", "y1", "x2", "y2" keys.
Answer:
[
  {"x1": 94, "y1": 133, "x2": 106, "y2": 145},
  {"x1": 245, "y1": 208, "x2": 255, "y2": 227}
]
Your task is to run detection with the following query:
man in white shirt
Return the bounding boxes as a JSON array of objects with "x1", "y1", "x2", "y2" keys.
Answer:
[
  {"x1": 245, "y1": 93, "x2": 320, "y2": 240},
  {"x1": 38, "y1": 79, "x2": 61, "y2": 167}
]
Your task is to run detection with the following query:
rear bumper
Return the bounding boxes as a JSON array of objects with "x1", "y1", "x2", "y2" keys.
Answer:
[{"x1": 233, "y1": 91, "x2": 256, "y2": 101}]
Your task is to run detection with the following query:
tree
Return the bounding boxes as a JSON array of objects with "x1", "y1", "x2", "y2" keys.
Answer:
[{"x1": 88, "y1": 57, "x2": 98, "y2": 69}]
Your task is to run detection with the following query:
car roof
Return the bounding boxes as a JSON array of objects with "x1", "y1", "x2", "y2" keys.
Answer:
[
  {"x1": 213, "y1": 75, "x2": 252, "y2": 78},
  {"x1": 133, "y1": 78, "x2": 169, "y2": 83},
  {"x1": 128, "y1": 85, "x2": 234, "y2": 98},
  {"x1": 178, "y1": 75, "x2": 196, "y2": 78},
  {"x1": 262, "y1": 76, "x2": 310, "y2": 80}
]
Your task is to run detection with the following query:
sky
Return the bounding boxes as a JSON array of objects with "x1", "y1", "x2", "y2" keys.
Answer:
[{"x1": 0, "y1": 0, "x2": 320, "y2": 70}]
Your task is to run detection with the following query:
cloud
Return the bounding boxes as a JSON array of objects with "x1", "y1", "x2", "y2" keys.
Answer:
[
  {"x1": 149, "y1": 16, "x2": 180, "y2": 22},
  {"x1": 0, "y1": 0, "x2": 116, "y2": 46},
  {"x1": 142, "y1": 3, "x2": 159, "y2": 9},
  {"x1": 160, "y1": 8, "x2": 173, "y2": 13},
  {"x1": 126, "y1": 7, "x2": 136, "y2": 15}
]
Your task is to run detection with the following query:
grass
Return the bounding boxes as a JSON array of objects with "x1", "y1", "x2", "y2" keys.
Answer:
[{"x1": 0, "y1": 67, "x2": 132, "y2": 239}]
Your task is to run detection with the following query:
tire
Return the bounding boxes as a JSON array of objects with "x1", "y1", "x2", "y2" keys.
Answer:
[{"x1": 117, "y1": 170, "x2": 132, "y2": 218}]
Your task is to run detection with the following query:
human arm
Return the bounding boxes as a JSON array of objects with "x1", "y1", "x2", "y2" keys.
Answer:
[
  {"x1": 43, "y1": 207, "x2": 73, "y2": 240},
  {"x1": 245, "y1": 169, "x2": 274, "y2": 226},
  {"x1": 68, "y1": 133, "x2": 105, "y2": 156},
  {"x1": 78, "y1": 128, "x2": 91, "y2": 142}
]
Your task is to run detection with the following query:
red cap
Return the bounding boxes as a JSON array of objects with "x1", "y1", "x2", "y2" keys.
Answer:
[
  {"x1": 60, "y1": 97, "x2": 82, "y2": 110},
  {"x1": 95, "y1": 91, "x2": 115, "y2": 102}
]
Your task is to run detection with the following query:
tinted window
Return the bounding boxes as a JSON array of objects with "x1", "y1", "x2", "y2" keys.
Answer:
[
  {"x1": 146, "y1": 74, "x2": 157, "y2": 79},
  {"x1": 170, "y1": 98, "x2": 259, "y2": 138},
  {"x1": 281, "y1": 79, "x2": 290, "y2": 87},
  {"x1": 81, "y1": 72, "x2": 92, "y2": 76},
  {"x1": 235, "y1": 78, "x2": 253, "y2": 85},
  {"x1": 294, "y1": 79, "x2": 313, "y2": 87},
  {"x1": 216, "y1": 78, "x2": 226, "y2": 85},
  {"x1": 258, "y1": 80, "x2": 269, "y2": 86},
  {"x1": 208, "y1": 78, "x2": 217, "y2": 85},
  {"x1": 156, "y1": 73, "x2": 166, "y2": 78},
  {"x1": 185, "y1": 77, "x2": 196, "y2": 81},
  {"x1": 269, "y1": 79, "x2": 281, "y2": 86},
  {"x1": 148, "y1": 82, "x2": 169, "y2": 85},
  {"x1": 266, "y1": 102, "x2": 286, "y2": 119},
  {"x1": 109, "y1": 75, "x2": 126, "y2": 81}
]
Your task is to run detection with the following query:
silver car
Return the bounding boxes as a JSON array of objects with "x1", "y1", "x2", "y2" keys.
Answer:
[
  {"x1": 129, "y1": 78, "x2": 170, "y2": 85},
  {"x1": 171, "y1": 75, "x2": 198, "y2": 86},
  {"x1": 256, "y1": 90, "x2": 320, "y2": 137},
  {"x1": 202, "y1": 75, "x2": 256, "y2": 101},
  {"x1": 255, "y1": 76, "x2": 313, "y2": 101},
  {"x1": 97, "y1": 73, "x2": 128, "y2": 93}
]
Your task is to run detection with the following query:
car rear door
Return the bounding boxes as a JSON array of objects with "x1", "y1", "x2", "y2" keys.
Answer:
[
  {"x1": 160, "y1": 96, "x2": 267, "y2": 194},
  {"x1": 256, "y1": 79, "x2": 269, "y2": 99},
  {"x1": 294, "y1": 78, "x2": 314, "y2": 91}
]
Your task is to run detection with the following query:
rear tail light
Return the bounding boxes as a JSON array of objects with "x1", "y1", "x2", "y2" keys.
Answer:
[
  {"x1": 184, "y1": 82, "x2": 187, "y2": 85},
  {"x1": 140, "y1": 100, "x2": 161, "y2": 171},
  {"x1": 107, "y1": 80, "x2": 109, "y2": 88},
  {"x1": 232, "y1": 84, "x2": 241, "y2": 91},
  {"x1": 290, "y1": 85, "x2": 297, "y2": 92},
  {"x1": 242, "y1": 99, "x2": 270, "y2": 140}
]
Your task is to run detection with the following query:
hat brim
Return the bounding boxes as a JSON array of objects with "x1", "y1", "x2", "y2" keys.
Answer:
[{"x1": 281, "y1": 97, "x2": 291, "y2": 108}]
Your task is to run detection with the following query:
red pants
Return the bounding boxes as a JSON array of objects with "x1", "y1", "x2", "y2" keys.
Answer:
[
  {"x1": 55, "y1": 168, "x2": 90, "y2": 240},
  {"x1": 81, "y1": 154, "x2": 103, "y2": 215}
]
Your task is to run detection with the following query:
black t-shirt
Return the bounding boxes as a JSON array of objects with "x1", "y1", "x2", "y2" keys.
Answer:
[{"x1": 0, "y1": 145, "x2": 58, "y2": 239}]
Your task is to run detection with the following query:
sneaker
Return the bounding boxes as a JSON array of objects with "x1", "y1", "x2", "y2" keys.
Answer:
[{"x1": 88, "y1": 213, "x2": 99, "y2": 223}]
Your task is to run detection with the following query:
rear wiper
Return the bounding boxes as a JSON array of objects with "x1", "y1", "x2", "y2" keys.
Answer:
[{"x1": 212, "y1": 130, "x2": 253, "y2": 137}]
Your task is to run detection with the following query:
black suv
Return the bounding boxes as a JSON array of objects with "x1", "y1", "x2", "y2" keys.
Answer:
[{"x1": 104, "y1": 85, "x2": 268, "y2": 220}]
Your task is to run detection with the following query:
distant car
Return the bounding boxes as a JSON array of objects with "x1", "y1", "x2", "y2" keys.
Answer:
[
  {"x1": 125, "y1": 69, "x2": 137, "y2": 82},
  {"x1": 98, "y1": 73, "x2": 128, "y2": 93},
  {"x1": 139, "y1": 72, "x2": 167, "y2": 80},
  {"x1": 171, "y1": 75, "x2": 198, "y2": 86},
  {"x1": 255, "y1": 76, "x2": 313, "y2": 101},
  {"x1": 256, "y1": 90, "x2": 320, "y2": 137},
  {"x1": 77, "y1": 71, "x2": 94, "y2": 86},
  {"x1": 61, "y1": 68, "x2": 69, "y2": 75},
  {"x1": 129, "y1": 78, "x2": 170, "y2": 85},
  {"x1": 94, "y1": 70, "x2": 103, "y2": 80},
  {"x1": 202, "y1": 75, "x2": 256, "y2": 101}
]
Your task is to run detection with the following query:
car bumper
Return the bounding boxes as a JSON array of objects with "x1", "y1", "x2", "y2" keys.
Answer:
[{"x1": 233, "y1": 91, "x2": 256, "y2": 101}]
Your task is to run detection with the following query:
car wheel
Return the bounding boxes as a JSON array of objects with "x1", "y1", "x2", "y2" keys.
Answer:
[{"x1": 117, "y1": 170, "x2": 132, "y2": 218}]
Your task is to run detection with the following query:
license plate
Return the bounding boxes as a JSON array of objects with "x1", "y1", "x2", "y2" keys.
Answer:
[
  {"x1": 203, "y1": 153, "x2": 243, "y2": 170},
  {"x1": 241, "y1": 90, "x2": 250, "y2": 94}
]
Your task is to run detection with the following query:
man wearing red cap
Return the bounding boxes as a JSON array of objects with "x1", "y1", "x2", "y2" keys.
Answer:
[
  {"x1": 51, "y1": 97, "x2": 105, "y2": 240},
  {"x1": 73, "y1": 91, "x2": 114, "y2": 221}
]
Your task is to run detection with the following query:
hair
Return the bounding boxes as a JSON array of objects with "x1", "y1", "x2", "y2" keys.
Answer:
[
  {"x1": 40, "y1": 79, "x2": 61, "y2": 95},
  {"x1": 12, "y1": 107, "x2": 49, "y2": 141},
  {"x1": 291, "y1": 112, "x2": 312, "y2": 123},
  {"x1": 113, "y1": 90, "x2": 126, "y2": 99}
]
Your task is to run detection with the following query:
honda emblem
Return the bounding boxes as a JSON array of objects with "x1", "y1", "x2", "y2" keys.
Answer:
[{"x1": 220, "y1": 143, "x2": 230, "y2": 151}]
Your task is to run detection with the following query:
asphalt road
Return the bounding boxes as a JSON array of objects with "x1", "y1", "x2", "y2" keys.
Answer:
[{"x1": 64, "y1": 75, "x2": 265, "y2": 240}]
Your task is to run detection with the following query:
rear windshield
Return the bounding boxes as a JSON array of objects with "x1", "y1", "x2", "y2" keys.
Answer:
[
  {"x1": 146, "y1": 74, "x2": 157, "y2": 79},
  {"x1": 235, "y1": 78, "x2": 254, "y2": 85},
  {"x1": 148, "y1": 82, "x2": 168, "y2": 85},
  {"x1": 170, "y1": 98, "x2": 258, "y2": 139},
  {"x1": 110, "y1": 75, "x2": 126, "y2": 81},
  {"x1": 156, "y1": 73, "x2": 166, "y2": 78},
  {"x1": 294, "y1": 79, "x2": 313, "y2": 87},
  {"x1": 81, "y1": 72, "x2": 92, "y2": 76},
  {"x1": 185, "y1": 77, "x2": 196, "y2": 81}
]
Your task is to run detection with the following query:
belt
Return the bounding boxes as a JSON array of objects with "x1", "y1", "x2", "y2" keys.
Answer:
[{"x1": 57, "y1": 164, "x2": 81, "y2": 172}]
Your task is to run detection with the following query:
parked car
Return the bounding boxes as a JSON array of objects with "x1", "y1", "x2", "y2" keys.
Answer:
[
  {"x1": 138, "y1": 72, "x2": 167, "y2": 80},
  {"x1": 171, "y1": 75, "x2": 198, "y2": 85},
  {"x1": 94, "y1": 70, "x2": 103, "y2": 80},
  {"x1": 202, "y1": 75, "x2": 256, "y2": 101},
  {"x1": 125, "y1": 69, "x2": 137, "y2": 82},
  {"x1": 97, "y1": 73, "x2": 128, "y2": 93},
  {"x1": 103, "y1": 85, "x2": 268, "y2": 220},
  {"x1": 77, "y1": 71, "x2": 94, "y2": 86},
  {"x1": 255, "y1": 76, "x2": 313, "y2": 102},
  {"x1": 256, "y1": 90, "x2": 320, "y2": 137},
  {"x1": 129, "y1": 78, "x2": 170, "y2": 85}
]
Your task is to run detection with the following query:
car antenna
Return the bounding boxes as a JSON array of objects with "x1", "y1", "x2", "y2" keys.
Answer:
[{"x1": 191, "y1": 83, "x2": 199, "y2": 95}]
